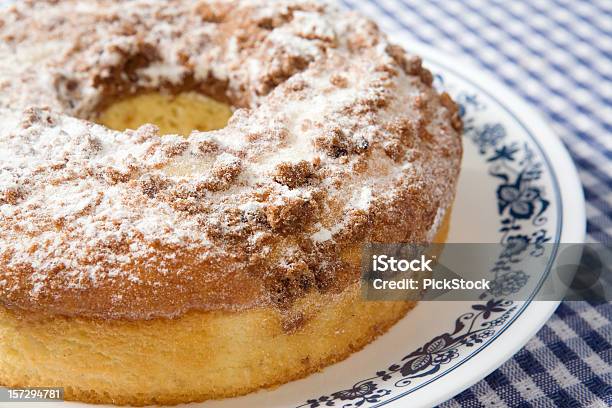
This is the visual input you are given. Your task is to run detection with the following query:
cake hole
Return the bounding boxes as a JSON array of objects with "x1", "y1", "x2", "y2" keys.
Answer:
[{"x1": 97, "y1": 92, "x2": 233, "y2": 136}]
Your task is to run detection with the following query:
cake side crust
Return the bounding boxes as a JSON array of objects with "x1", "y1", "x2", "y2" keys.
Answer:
[{"x1": 0, "y1": 284, "x2": 415, "y2": 406}]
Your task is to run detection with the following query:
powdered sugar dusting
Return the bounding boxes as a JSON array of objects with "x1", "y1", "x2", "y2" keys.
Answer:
[{"x1": 0, "y1": 0, "x2": 462, "y2": 319}]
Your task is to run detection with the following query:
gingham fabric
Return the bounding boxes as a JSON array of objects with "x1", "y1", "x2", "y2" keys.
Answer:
[{"x1": 342, "y1": 0, "x2": 612, "y2": 406}]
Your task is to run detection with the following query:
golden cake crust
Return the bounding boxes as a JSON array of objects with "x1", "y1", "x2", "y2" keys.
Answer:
[
  {"x1": 0, "y1": 284, "x2": 416, "y2": 406},
  {"x1": 0, "y1": 0, "x2": 462, "y2": 320}
]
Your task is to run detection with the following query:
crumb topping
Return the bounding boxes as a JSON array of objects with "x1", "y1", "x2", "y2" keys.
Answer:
[{"x1": 0, "y1": 0, "x2": 462, "y2": 319}]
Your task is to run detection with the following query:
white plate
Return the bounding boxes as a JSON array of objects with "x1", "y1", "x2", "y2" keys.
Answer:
[{"x1": 4, "y1": 44, "x2": 585, "y2": 408}]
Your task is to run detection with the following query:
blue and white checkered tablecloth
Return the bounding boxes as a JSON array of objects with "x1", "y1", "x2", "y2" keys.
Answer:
[{"x1": 344, "y1": 0, "x2": 612, "y2": 406}]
